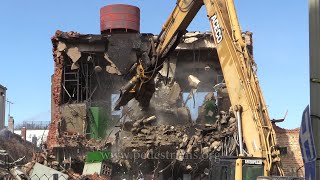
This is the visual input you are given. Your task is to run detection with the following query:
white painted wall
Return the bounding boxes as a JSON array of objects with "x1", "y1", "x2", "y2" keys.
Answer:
[{"x1": 14, "y1": 129, "x2": 48, "y2": 147}]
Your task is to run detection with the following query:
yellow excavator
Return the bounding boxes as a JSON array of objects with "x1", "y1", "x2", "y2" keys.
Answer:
[
  {"x1": 153, "y1": 1, "x2": 283, "y2": 179},
  {"x1": 114, "y1": 0, "x2": 303, "y2": 179}
]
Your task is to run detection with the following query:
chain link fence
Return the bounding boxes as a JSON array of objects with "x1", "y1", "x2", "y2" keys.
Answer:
[
  {"x1": 1, "y1": 173, "x2": 70, "y2": 180},
  {"x1": 28, "y1": 174, "x2": 69, "y2": 180}
]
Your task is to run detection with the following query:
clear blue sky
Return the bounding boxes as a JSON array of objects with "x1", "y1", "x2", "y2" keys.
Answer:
[{"x1": 0, "y1": 0, "x2": 309, "y2": 129}]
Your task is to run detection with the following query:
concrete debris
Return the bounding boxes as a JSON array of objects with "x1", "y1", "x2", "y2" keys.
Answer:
[
  {"x1": 56, "y1": 131, "x2": 110, "y2": 151},
  {"x1": 202, "y1": 147, "x2": 210, "y2": 155},
  {"x1": 210, "y1": 141, "x2": 221, "y2": 151},
  {"x1": 67, "y1": 47, "x2": 82, "y2": 63},
  {"x1": 186, "y1": 165, "x2": 192, "y2": 171},
  {"x1": 176, "y1": 149, "x2": 185, "y2": 161},
  {"x1": 176, "y1": 32, "x2": 215, "y2": 50},
  {"x1": 177, "y1": 107, "x2": 192, "y2": 123},
  {"x1": 106, "y1": 78, "x2": 240, "y2": 177},
  {"x1": 106, "y1": 65, "x2": 119, "y2": 75},
  {"x1": 104, "y1": 53, "x2": 122, "y2": 75},
  {"x1": 188, "y1": 75, "x2": 201, "y2": 89},
  {"x1": 158, "y1": 57, "x2": 177, "y2": 78},
  {"x1": 119, "y1": 110, "x2": 238, "y2": 158},
  {"x1": 27, "y1": 162, "x2": 69, "y2": 179},
  {"x1": 82, "y1": 161, "x2": 111, "y2": 178},
  {"x1": 71, "y1": 62, "x2": 80, "y2": 70},
  {"x1": 57, "y1": 41, "x2": 66, "y2": 52},
  {"x1": 167, "y1": 82, "x2": 181, "y2": 105}
]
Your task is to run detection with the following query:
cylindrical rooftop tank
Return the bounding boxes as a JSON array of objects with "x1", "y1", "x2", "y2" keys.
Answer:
[{"x1": 100, "y1": 4, "x2": 140, "y2": 34}]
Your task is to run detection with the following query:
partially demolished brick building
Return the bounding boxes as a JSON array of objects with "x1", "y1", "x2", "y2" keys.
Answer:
[{"x1": 46, "y1": 4, "x2": 304, "y2": 179}]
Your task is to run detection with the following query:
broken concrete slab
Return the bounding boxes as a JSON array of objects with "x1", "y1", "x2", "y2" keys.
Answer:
[
  {"x1": 61, "y1": 103, "x2": 87, "y2": 135},
  {"x1": 177, "y1": 107, "x2": 192, "y2": 123},
  {"x1": 159, "y1": 57, "x2": 177, "y2": 78},
  {"x1": 57, "y1": 41, "x2": 67, "y2": 52},
  {"x1": 71, "y1": 62, "x2": 80, "y2": 70},
  {"x1": 67, "y1": 47, "x2": 81, "y2": 63},
  {"x1": 188, "y1": 75, "x2": 200, "y2": 89},
  {"x1": 28, "y1": 163, "x2": 69, "y2": 180},
  {"x1": 168, "y1": 82, "x2": 181, "y2": 105},
  {"x1": 106, "y1": 65, "x2": 119, "y2": 75}
]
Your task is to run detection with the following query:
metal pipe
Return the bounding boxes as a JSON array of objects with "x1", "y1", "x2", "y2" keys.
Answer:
[{"x1": 235, "y1": 106, "x2": 244, "y2": 155}]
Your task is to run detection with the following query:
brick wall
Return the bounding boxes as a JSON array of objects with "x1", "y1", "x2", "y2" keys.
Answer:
[
  {"x1": 273, "y1": 124, "x2": 304, "y2": 177},
  {"x1": 47, "y1": 31, "x2": 82, "y2": 150},
  {"x1": 47, "y1": 31, "x2": 66, "y2": 150}
]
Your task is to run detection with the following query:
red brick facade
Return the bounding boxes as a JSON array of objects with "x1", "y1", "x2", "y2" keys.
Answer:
[
  {"x1": 47, "y1": 31, "x2": 81, "y2": 150},
  {"x1": 273, "y1": 124, "x2": 304, "y2": 177},
  {"x1": 47, "y1": 31, "x2": 67, "y2": 149}
]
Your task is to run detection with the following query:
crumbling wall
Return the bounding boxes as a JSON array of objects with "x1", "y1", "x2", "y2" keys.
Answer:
[
  {"x1": 47, "y1": 31, "x2": 154, "y2": 150},
  {"x1": 273, "y1": 125, "x2": 304, "y2": 177},
  {"x1": 45, "y1": 30, "x2": 239, "y2": 179},
  {"x1": 47, "y1": 31, "x2": 71, "y2": 149}
]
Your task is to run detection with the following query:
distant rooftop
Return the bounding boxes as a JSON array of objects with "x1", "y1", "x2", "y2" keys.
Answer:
[
  {"x1": 15, "y1": 121, "x2": 50, "y2": 130},
  {"x1": 0, "y1": 84, "x2": 6, "y2": 90}
]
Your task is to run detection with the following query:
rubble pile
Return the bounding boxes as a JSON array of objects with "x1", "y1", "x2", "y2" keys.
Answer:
[
  {"x1": 56, "y1": 131, "x2": 109, "y2": 150},
  {"x1": 122, "y1": 110, "x2": 238, "y2": 153},
  {"x1": 114, "y1": 110, "x2": 240, "y2": 176},
  {"x1": 125, "y1": 80, "x2": 192, "y2": 126},
  {"x1": 0, "y1": 129, "x2": 37, "y2": 163}
]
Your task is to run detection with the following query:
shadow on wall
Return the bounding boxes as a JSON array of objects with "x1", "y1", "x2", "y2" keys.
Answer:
[{"x1": 273, "y1": 124, "x2": 304, "y2": 177}]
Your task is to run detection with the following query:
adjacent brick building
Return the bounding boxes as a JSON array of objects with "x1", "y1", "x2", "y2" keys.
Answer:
[{"x1": 273, "y1": 124, "x2": 304, "y2": 177}]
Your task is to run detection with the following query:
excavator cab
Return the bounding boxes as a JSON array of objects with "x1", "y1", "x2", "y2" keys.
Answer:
[
  {"x1": 210, "y1": 156, "x2": 265, "y2": 180},
  {"x1": 257, "y1": 176, "x2": 305, "y2": 180}
]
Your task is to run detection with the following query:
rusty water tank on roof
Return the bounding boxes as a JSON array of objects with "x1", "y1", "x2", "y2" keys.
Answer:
[{"x1": 100, "y1": 4, "x2": 140, "y2": 34}]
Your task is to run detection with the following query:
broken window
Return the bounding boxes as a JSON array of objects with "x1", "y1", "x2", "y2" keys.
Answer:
[{"x1": 279, "y1": 147, "x2": 288, "y2": 156}]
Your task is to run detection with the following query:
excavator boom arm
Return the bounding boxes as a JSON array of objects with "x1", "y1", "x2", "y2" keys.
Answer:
[
  {"x1": 155, "y1": 0, "x2": 284, "y2": 176},
  {"x1": 156, "y1": 0, "x2": 203, "y2": 57}
]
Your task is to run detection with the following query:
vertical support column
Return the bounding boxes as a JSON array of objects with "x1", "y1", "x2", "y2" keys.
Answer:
[
  {"x1": 0, "y1": 85, "x2": 6, "y2": 130},
  {"x1": 309, "y1": 0, "x2": 320, "y2": 178}
]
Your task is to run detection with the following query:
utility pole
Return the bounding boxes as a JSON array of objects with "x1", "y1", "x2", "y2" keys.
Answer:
[
  {"x1": 309, "y1": 0, "x2": 320, "y2": 178},
  {"x1": 6, "y1": 99, "x2": 13, "y2": 118}
]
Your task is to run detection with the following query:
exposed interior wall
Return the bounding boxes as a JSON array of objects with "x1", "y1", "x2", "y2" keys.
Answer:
[{"x1": 48, "y1": 31, "x2": 154, "y2": 151}]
